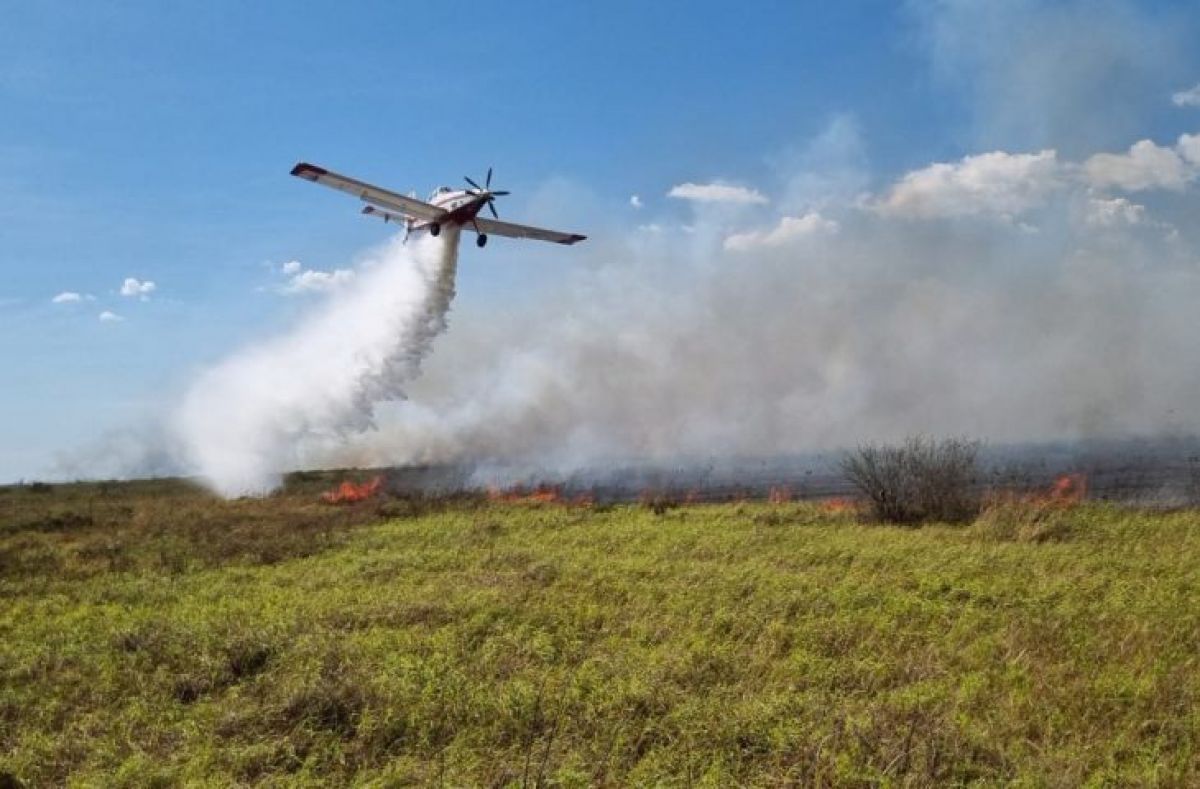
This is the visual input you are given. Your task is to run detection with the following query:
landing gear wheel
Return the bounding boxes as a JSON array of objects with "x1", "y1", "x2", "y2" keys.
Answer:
[
  {"x1": 429, "y1": 223, "x2": 441, "y2": 237},
  {"x1": 476, "y1": 233, "x2": 488, "y2": 248}
]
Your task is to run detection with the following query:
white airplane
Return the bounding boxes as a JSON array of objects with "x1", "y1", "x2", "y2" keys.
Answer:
[{"x1": 290, "y1": 162, "x2": 586, "y2": 248}]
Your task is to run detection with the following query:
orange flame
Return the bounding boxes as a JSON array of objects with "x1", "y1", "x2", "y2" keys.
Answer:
[
  {"x1": 767, "y1": 486, "x2": 793, "y2": 504},
  {"x1": 818, "y1": 496, "x2": 858, "y2": 514},
  {"x1": 1044, "y1": 473, "x2": 1087, "y2": 505},
  {"x1": 486, "y1": 484, "x2": 593, "y2": 506},
  {"x1": 320, "y1": 476, "x2": 382, "y2": 504}
]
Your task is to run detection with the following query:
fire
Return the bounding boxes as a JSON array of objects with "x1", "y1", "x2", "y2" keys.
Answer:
[
  {"x1": 818, "y1": 496, "x2": 858, "y2": 514},
  {"x1": 320, "y1": 476, "x2": 382, "y2": 504},
  {"x1": 1044, "y1": 473, "x2": 1087, "y2": 505},
  {"x1": 486, "y1": 484, "x2": 594, "y2": 506}
]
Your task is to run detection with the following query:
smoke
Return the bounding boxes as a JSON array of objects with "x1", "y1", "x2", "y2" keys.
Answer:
[
  {"x1": 154, "y1": 0, "x2": 1200, "y2": 493},
  {"x1": 328, "y1": 168, "x2": 1200, "y2": 482},
  {"x1": 173, "y1": 231, "x2": 459, "y2": 496}
]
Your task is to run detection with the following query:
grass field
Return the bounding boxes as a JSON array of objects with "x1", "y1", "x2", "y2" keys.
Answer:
[{"x1": 1, "y1": 478, "x2": 1197, "y2": 786}]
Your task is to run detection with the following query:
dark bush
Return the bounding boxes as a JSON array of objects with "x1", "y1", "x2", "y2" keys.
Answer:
[{"x1": 841, "y1": 436, "x2": 982, "y2": 524}]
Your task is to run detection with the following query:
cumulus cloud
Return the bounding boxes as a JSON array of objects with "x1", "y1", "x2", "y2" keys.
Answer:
[
  {"x1": 878, "y1": 150, "x2": 1062, "y2": 219},
  {"x1": 1178, "y1": 133, "x2": 1200, "y2": 166},
  {"x1": 1083, "y1": 139, "x2": 1191, "y2": 192},
  {"x1": 98, "y1": 310, "x2": 123, "y2": 322},
  {"x1": 281, "y1": 260, "x2": 303, "y2": 275},
  {"x1": 51, "y1": 291, "x2": 83, "y2": 304},
  {"x1": 120, "y1": 277, "x2": 156, "y2": 299},
  {"x1": 668, "y1": 182, "x2": 769, "y2": 205},
  {"x1": 1173, "y1": 83, "x2": 1200, "y2": 108},
  {"x1": 282, "y1": 267, "x2": 355, "y2": 294},
  {"x1": 1084, "y1": 196, "x2": 1147, "y2": 227},
  {"x1": 724, "y1": 213, "x2": 839, "y2": 251},
  {"x1": 629, "y1": 195, "x2": 643, "y2": 209}
]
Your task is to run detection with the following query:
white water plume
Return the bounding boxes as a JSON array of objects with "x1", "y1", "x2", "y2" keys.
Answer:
[{"x1": 173, "y1": 231, "x2": 460, "y2": 496}]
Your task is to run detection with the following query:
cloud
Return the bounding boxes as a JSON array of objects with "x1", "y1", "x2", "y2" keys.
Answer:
[
  {"x1": 98, "y1": 310, "x2": 123, "y2": 322},
  {"x1": 668, "y1": 182, "x2": 768, "y2": 205},
  {"x1": 878, "y1": 150, "x2": 1062, "y2": 219},
  {"x1": 1084, "y1": 196, "x2": 1146, "y2": 227},
  {"x1": 724, "y1": 213, "x2": 839, "y2": 251},
  {"x1": 51, "y1": 291, "x2": 83, "y2": 304},
  {"x1": 1083, "y1": 139, "x2": 1192, "y2": 192},
  {"x1": 120, "y1": 277, "x2": 157, "y2": 299},
  {"x1": 629, "y1": 195, "x2": 643, "y2": 209},
  {"x1": 282, "y1": 267, "x2": 355, "y2": 294},
  {"x1": 1173, "y1": 83, "x2": 1200, "y2": 107},
  {"x1": 1178, "y1": 133, "x2": 1200, "y2": 166}
]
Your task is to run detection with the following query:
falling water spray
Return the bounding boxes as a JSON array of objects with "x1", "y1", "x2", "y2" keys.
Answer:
[{"x1": 173, "y1": 230, "x2": 461, "y2": 496}]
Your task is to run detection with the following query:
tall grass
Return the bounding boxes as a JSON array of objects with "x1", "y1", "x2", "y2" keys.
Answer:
[{"x1": 1, "y1": 480, "x2": 1197, "y2": 785}]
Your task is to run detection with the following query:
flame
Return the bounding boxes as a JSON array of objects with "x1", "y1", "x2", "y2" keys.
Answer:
[
  {"x1": 320, "y1": 476, "x2": 382, "y2": 504},
  {"x1": 1044, "y1": 472, "x2": 1087, "y2": 505},
  {"x1": 486, "y1": 484, "x2": 594, "y2": 506},
  {"x1": 818, "y1": 496, "x2": 858, "y2": 514}
]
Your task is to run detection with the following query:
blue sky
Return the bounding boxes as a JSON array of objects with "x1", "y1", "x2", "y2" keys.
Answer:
[{"x1": 3, "y1": 1, "x2": 1200, "y2": 482}]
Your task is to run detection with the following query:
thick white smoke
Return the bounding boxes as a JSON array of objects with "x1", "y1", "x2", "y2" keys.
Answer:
[{"x1": 173, "y1": 231, "x2": 459, "y2": 496}]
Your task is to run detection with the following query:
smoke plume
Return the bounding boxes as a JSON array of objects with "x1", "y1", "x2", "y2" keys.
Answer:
[{"x1": 173, "y1": 232, "x2": 459, "y2": 496}]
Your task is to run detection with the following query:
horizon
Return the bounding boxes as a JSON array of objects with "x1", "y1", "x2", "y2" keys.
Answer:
[{"x1": 4, "y1": 1, "x2": 1200, "y2": 486}]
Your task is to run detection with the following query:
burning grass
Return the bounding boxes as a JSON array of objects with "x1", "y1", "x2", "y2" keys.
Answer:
[{"x1": 1, "y1": 479, "x2": 1197, "y2": 785}]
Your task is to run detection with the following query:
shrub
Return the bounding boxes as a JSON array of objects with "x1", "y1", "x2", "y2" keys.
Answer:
[{"x1": 841, "y1": 436, "x2": 982, "y2": 524}]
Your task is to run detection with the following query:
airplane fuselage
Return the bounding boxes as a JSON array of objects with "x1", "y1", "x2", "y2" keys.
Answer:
[{"x1": 408, "y1": 188, "x2": 491, "y2": 234}]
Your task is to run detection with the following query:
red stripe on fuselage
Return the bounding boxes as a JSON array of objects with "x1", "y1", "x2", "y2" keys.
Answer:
[{"x1": 441, "y1": 195, "x2": 488, "y2": 225}]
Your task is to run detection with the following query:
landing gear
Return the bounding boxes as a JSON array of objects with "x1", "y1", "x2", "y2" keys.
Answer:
[
  {"x1": 476, "y1": 233, "x2": 488, "y2": 248},
  {"x1": 429, "y1": 223, "x2": 441, "y2": 237}
]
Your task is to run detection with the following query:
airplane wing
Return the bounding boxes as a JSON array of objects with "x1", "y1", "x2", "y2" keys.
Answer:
[
  {"x1": 290, "y1": 162, "x2": 446, "y2": 222},
  {"x1": 361, "y1": 206, "x2": 407, "y2": 225},
  {"x1": 473, "y1": 216, "x2": 587, "y2": 245}
]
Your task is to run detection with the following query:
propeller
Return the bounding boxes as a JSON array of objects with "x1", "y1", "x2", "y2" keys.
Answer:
[{"x1": 463, "y1": 167, "x2": 510, "y2": 219}]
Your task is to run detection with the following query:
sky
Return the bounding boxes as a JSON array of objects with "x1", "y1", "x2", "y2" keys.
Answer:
[{"x1": 3, "y1": 0, "x2": 1200, "y2": 483}]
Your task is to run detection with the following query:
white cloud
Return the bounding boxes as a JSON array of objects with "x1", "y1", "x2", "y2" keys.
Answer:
[
  {"x1": 668, "y1": 182, "x2": 769, "y2": 205},
  {"x1": 1083, "y1": 139, "x2": 1190, "y2": 192},
  {"x1": 1084, "y1": 196, "x2": 1146, "y2": 227},
  {"x1": 120, "y1": 277, "x2": 157, "y2": 299},
  {"x1": 51, "y1": 291, "x2": 82, "y2": 304},
  {"x1": 1173, "y1": 83, "x2": 1200, "y2": 108},
  {"x1": 1178, "y1": 133, "x2": 1200, "y2": 166},
  {"x1": 282, "y1": 267, "x2": 355, "y2": 294},
  {"x1": 724, "y1": 212, "x2": 839, "y2": 251},
  {"x1": 629, "y1": 195, "x2": 643, "y2": 209},
  {"x1": 98, "y1": 310, "x2": 123, "y2": 322},
  {"x1": 878, "y1": 150, "x2": 1062, "y2": 219},
  {"x1": 281, "y1": 260, "x2": 303, "y2": 275}
]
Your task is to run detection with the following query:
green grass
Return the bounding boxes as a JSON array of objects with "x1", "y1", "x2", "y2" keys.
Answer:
[{"x1": 1, "y1": 480, "x2": 1197, "y2": 786}]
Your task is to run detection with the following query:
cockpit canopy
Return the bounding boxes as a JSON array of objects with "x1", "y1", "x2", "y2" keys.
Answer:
[{"x1": 428, "y1": 186, "x2": 453, "y2": 201}]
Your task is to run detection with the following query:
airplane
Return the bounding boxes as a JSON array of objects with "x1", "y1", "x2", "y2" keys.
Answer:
[{"x1": 290, "y1": 162, "x2": 587, "y2": 248}]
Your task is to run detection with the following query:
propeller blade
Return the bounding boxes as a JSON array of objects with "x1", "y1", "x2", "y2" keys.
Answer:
[
  {"x1": 488, "y1": 200, "x2": 498, "y2": 219},
  {"x1": 486, "y1": 167, "x2": 493, "y2": 188},
  {"x1": 464, "y1": 176, "x2": 482, "y2": 190},
  {"x1": 490, "y1": 190, "x2": 511, "y2": 196}
]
